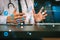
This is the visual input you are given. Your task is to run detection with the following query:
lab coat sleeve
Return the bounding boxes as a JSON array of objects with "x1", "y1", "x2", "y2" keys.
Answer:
[{"x1": 0, "y1": 16, "x2": 7, "y2": 24}]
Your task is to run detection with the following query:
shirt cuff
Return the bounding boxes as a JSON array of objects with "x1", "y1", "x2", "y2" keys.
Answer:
[{"x1": 0, "y1": 16, "x2": 7, "y2": 24}]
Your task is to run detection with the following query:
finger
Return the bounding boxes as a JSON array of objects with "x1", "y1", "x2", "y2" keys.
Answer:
[
  {"x1": 39, "y1": 7, "x2": 44, "y2": 13},
  {"x1": 14, "y1": 13, "x2": 24, "y2": 16},
  {"x1": 44, "y1": 14, "x2": 47, "y2": 17},
  {"x1": 14, "y1": 17, "x2": 18, "y2": 19},
  {"x1": 18, "y1": 16, "x2": 23, "y2": 18},
  {"x1": 42, "y1": 10, "x2": 47, "y2": 15},
  {"x1": 7, "y1": 19, "x2": 11, "y2": 23},
  {"x1": 14, "y1": 13, "x2": 19, "y2": 16},
  {"x1": 13, "y1": 20, "x2": 18, "y2": 24},
  {"x1": 14, "y1": 16, "x2": 22, "y2": 19},
  {"x1": 19, "y1": 13, "x2": 25, "y2": 16},
  {"x1": 43, "y1": 17, "x2": 46, "y2": 19},
  {"x1": 19, "y1": 15, "x2": 26, "y2": 19},
  {"x1": 7, "y1": 16, "x2": 11, "y2": 20},
  {"x1": 14, "y1": 15, "x2": 26, "y2": 20},
  {"x1": 42, "y1": 16, "x2": 46, "y2": 19}
]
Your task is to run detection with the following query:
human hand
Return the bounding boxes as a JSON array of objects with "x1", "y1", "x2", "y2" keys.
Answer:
[
  {"x1": 7, "y1": 8, "x2": 26, "y2": 24},
  {"x1": 32, "y1": 7, "x2": 47, "y2": 23}
]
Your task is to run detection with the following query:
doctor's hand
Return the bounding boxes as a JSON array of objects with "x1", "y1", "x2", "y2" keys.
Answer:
[
  {"x1": 14, "y1": 13, "x2": 26, "y2": 24},
  {"x1": 32, "y1": 7, "x2": 47, "y2": 23},
  {"x1": 7, "y1": 8, "x2": 26, "y2": 24}
]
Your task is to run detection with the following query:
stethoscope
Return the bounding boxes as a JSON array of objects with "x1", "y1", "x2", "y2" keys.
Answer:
[
  {"x1": 3, "y1": 0, "x2": 15, "y2": 16},
  {"x1": 8, "y1": 0, "x2": 15, "y2": 9}
]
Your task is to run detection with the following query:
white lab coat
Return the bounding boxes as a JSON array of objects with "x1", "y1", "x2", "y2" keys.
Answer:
[
  {"x1": 20, "y1": 0, "x2": 34, "y2": 24},
  {"x1": 0, "y1": 0, "x2": 18, "y2": 24},
  {"x1": 0, "y1": 0, "x2": 34, "y2": 24},
  {"x1": 0, "y1": 7, "x2": 15, "y2": 24}
]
